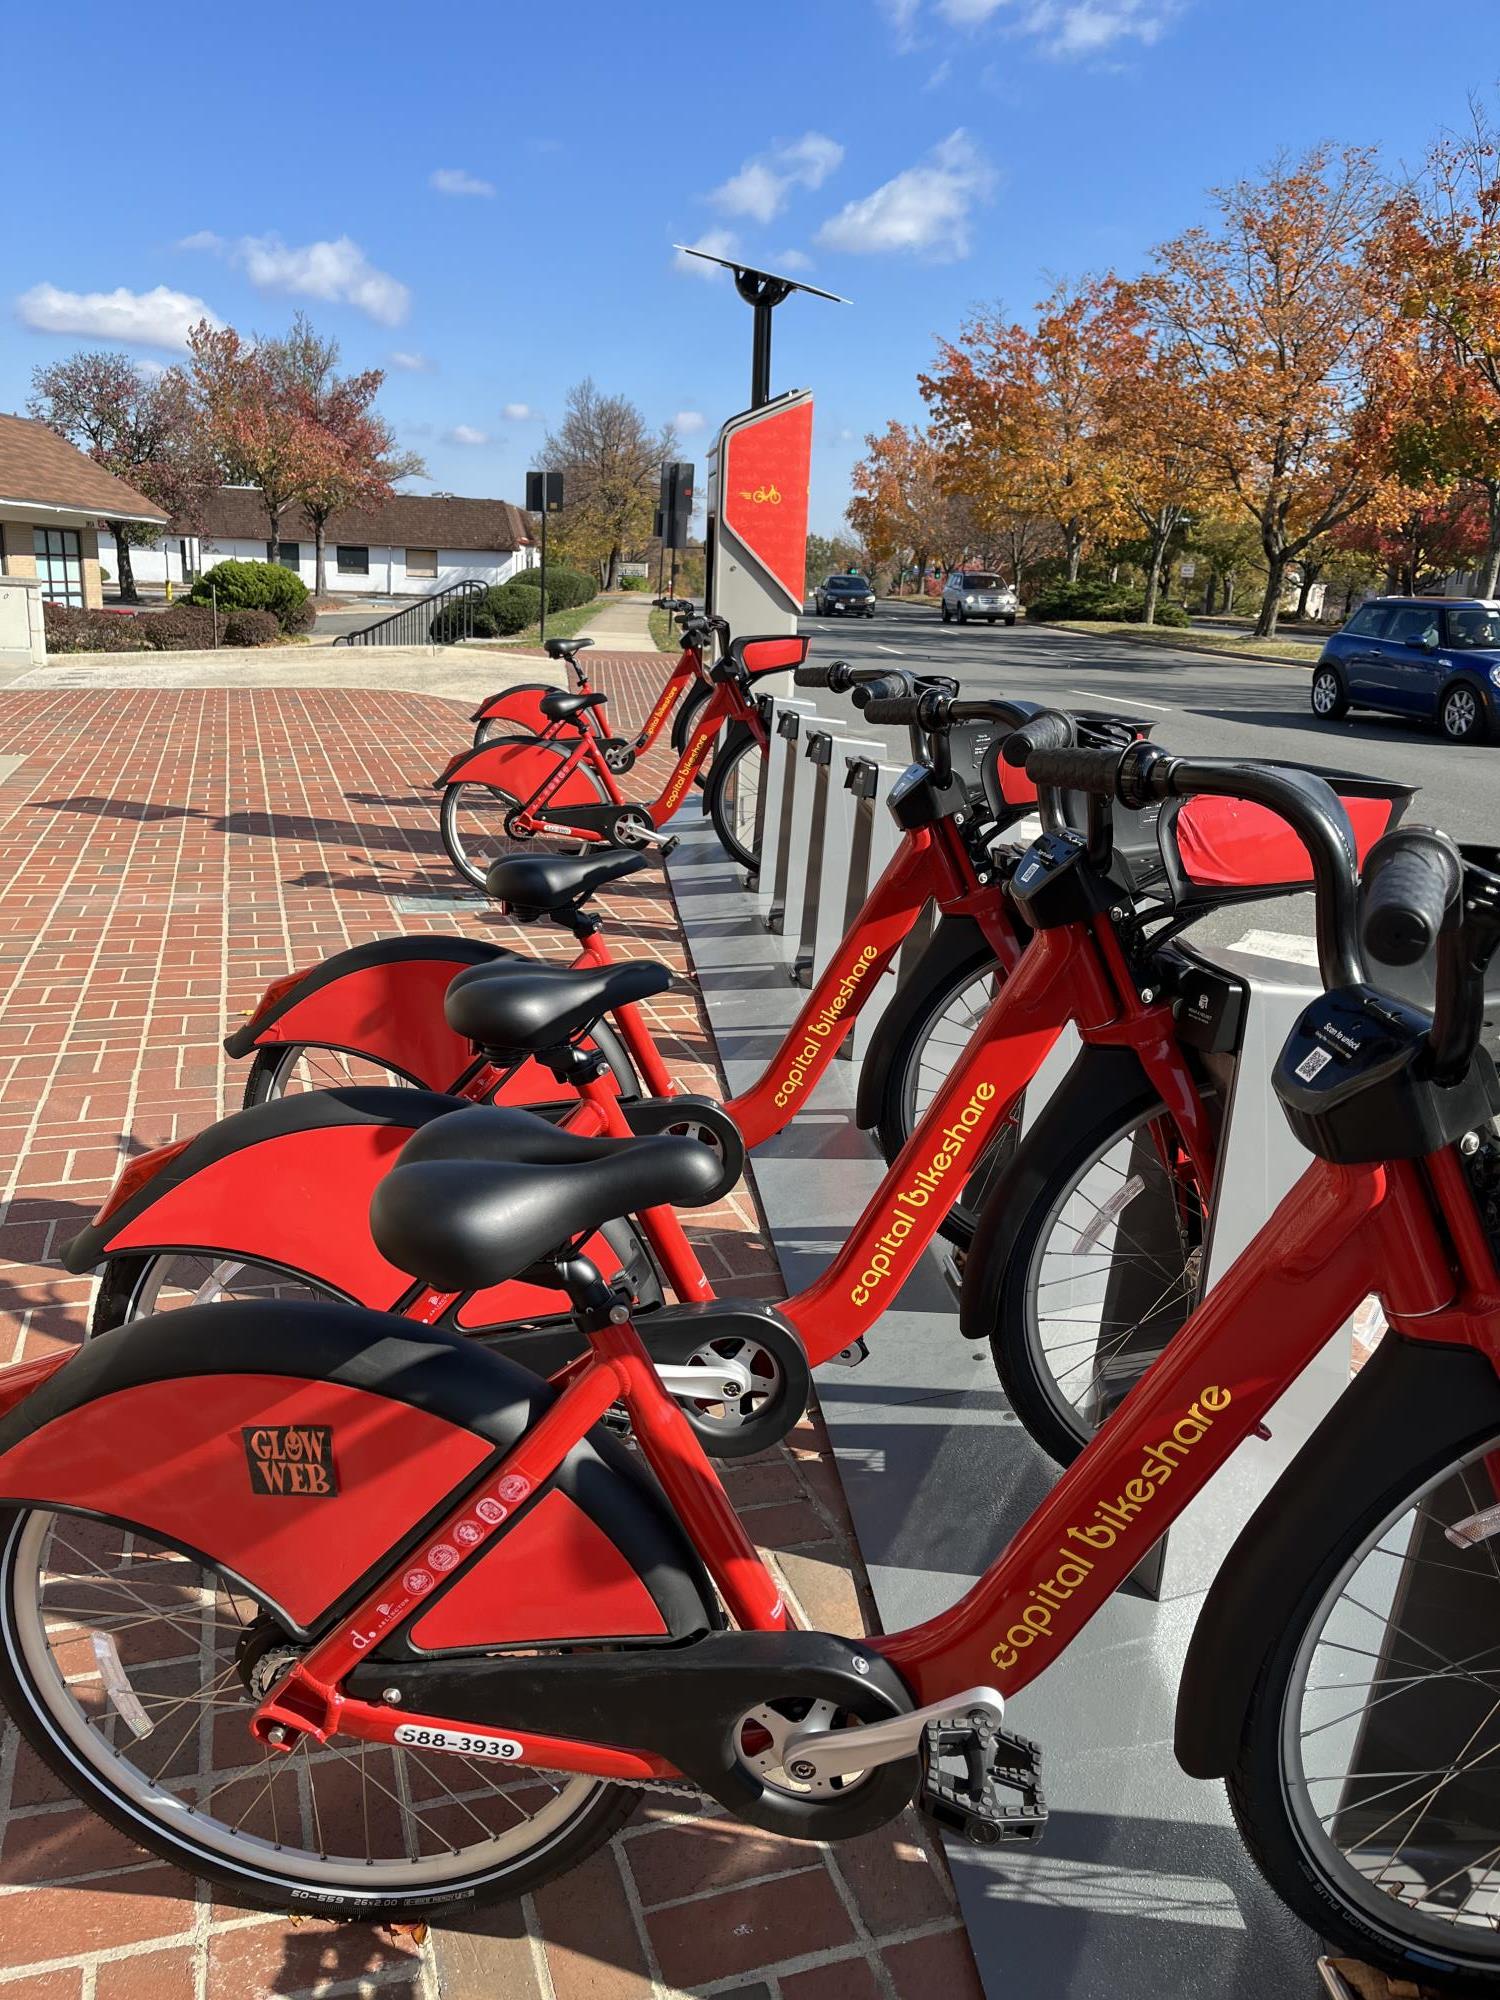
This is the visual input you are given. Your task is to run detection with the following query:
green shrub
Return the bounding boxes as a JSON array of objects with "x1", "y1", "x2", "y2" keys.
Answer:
[
  {"x1": 619, "y1": 574, "x2": 649, "y2": 591},
  {"x1": 223, "y1": 608, "x2": 283, "y2": 647},
  {"x1": 1028, "y1": 579, "x2": 1190, "y2": 628},
  {"x1": 188, "y1": 558, "x2": 314, "y2": 633},
  {"x1": 535, "y1": 565, "x2": 596, "y2": 610},
  {"x1": 429, "y1": 580, "x2": 542, "y2": 642}
]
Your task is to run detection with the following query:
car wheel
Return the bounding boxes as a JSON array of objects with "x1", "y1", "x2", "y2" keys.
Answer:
[
  {"x1": 940, "y1": 602, "x2": 950, "y2": 623},
  {"x1": 1440, "y1": 681, "x2": 1488, "y2": 743},
  {"x1": 1005, "y1": 615, "x2": 1017, "y2": 627},
  {"x1": 987, "y1": 617, "x2": 997, "y2": 625},
  {"x1": 1309, "y1": 666, "x2": 1349, "y2": 721},
  {"x1": 957, "y1": 606, "x2": 968, "y2": 624}
]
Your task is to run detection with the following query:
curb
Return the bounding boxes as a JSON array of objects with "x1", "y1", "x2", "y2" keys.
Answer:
[{"x1": 1034, "y1": 619, "x2": 1318, "y2": 671}]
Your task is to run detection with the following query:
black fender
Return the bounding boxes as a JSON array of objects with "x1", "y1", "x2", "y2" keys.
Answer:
[
  {"x1": 670, "y1": 676, "x2": 713, "y2": 757},
  {"x1": 1175, "y1": 1330, "x2": 1500, "y2": 1779},
  {"x1": 0, "y1": 1298, "x2": 717, "y2": 1647},
  {"x1": 957, "y1": 1045, "x2": 1166, "y2": 1341},
  {"x1": 701, "y1": 718, "x2": 754, "y2": 814},
  {"x1": 225, "y1": 935, "x2": 518, "y2": 1059},
  {"x1": 854, "y1": 915, "x2": 992, "y2": 1131}
]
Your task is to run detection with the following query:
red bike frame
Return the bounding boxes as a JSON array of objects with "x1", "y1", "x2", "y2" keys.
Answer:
[
  {"x1": 243, "y1": 1104, "x2": 1499, "y2": 1769},
  {"x1": 474, "y1": 639, "x2": 708, "y2": 757}
]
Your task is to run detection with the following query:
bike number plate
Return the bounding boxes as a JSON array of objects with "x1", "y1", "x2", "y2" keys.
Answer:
[{"x1": 394, "y1": 1724, "x2": 524, "y2": 1761}]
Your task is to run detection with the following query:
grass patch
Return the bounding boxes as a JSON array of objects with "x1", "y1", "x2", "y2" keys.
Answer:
[
  {"x1": 648, "y1": 607, "x2": 679, "y2": 651},
  {"x1": 1043, "y1": 618, "x2": 1322, "y2": 666}
]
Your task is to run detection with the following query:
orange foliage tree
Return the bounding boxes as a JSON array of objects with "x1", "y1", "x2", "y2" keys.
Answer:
[
  {"x1": 1143, "y1": 146, "x2": 1406, "y2": 636},
  {"x1": 1375, "y1": 102, "x2": 1500, "y2": 594},
  {"x1": 847, "y1": 421, "x2": 969, "y2": 592}
]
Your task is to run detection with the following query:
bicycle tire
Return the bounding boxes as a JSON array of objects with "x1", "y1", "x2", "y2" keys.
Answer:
[{"x1": 705, "y1": 728, "x2": 764, "y2": 871}]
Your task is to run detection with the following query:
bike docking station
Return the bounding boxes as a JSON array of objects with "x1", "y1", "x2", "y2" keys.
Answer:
[{"x1": 665, "y1": 253, "x2": 1333, "y2": 1993}]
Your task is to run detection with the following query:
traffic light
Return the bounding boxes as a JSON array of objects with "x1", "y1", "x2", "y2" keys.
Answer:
[{"x1": 659, "y1": 462, "x2": 694, "y2": 550}]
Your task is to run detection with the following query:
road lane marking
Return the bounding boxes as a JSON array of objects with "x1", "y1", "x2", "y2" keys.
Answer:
[
  {"x1": 1228, "y1": 929, "x2": 1319, "y2": 967},
  {"x1": 1067, "y1": 689, "x2": 1173, "y2": 711},
  {"x1": 876, "y1": 644, "x2": 907, "y2": 655}
]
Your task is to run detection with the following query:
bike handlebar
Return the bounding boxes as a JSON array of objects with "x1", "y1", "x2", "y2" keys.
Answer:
[
  {"x1": 794, "y1": 662, "x2": 897, "y2": 694},
  {"x1": 1359, "y1": 829, "x2": 1461, "y2": 970}
]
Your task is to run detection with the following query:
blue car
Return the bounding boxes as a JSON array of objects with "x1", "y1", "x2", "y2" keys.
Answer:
[{"x1": 1310, "y1": 596, "x2": 1500, "y2": 743}]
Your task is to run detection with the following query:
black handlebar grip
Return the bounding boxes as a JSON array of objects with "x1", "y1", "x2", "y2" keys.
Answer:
[
  {"x1": 1021, "y1": 745, "x2": 1128, "y2": 795},
  {"x1": 794, "y1": 665, "x2": 834, "y2": 688},
  {"x1": 852, "y1": 674, "x2": 913, "y2": 710},
  {"x1": 860, "y1": 694, "x2": 925, "y2": 726},
  {"x1": 1359, "y1": 829, "x2": 1462, "y2": 968},
  {"x1": 1000, "y1": 711, "x2": 1075, "y2": 767}
]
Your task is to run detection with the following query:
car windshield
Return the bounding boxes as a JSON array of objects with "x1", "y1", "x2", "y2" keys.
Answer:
[
  {"x1": 825, "y1": 576, "x2": 865, "y2": 589},
  {"x1": 960, "y1": 574, "x2": 1005, "y2": 591},
  {"x1": 1445, "y1": 608, "x2": 1500, "y2": 650}
]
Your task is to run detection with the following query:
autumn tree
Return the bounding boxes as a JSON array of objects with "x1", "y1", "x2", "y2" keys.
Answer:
[
  {"x1": 846, "y1": 422, "x2": 962, "y2": 591},
  {"x1": 28, "y1": 351, "x2": 212, "y2": 602},
  {"x1": 186, "y1": 321, "x2": 321, "y2": 563},
  {"x1": 542, "y1": 381, "x2": 675, "y2": 590},
  {"x1": 1375, "y1": 102, "x2": 1500, "y2": 594},
  {"x1": 805, "y1": 531, "x2": 865, "y2": 594},
  {"x1": 274, "y1": 314, "x2": 424, "y2": 596},
  {"x1": 921, "y1": 282, "x2": 1129, "y2": 582},
  {"x1": 1143, "y1": 146, "x2": 1405, "y2": 637}
]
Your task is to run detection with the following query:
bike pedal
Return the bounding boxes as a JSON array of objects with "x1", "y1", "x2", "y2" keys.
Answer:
[{"x1": 919, "y1": 1718, "x2": 1046, "y2": 1848}]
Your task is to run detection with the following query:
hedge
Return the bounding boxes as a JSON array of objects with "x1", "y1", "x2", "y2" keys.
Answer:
[
  {"x1": 1028, "y1": 579, "x2": 1190, "y2": 628},
  {"x1": 187, "y1": 559, "x2": 314, "y2": 633},
  {"x1": 429, "y1": 579, "x2": 546, "y2": 642},
  {"x1": 223, "y1": 608, "x2": 283, "y2": 647}
]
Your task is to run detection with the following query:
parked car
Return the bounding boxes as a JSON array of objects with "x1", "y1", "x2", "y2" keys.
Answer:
[
  {"x1": 940, "y1": 570, "x2": 1019, "y2": 625},
  {"x1": 1310, "y1": 597, "x2": 1500, "y2": 743},
  {"x1": 813, "y1": 574, "x2": 876, "y2": 617}
]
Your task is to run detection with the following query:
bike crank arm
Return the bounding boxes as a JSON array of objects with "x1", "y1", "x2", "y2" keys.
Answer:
[
  {"x1": 782, "y1": 1686, "x2": 1003, "y2": 1782},
  {"x1": 654, "y1": 1358, "x2": 756, "y2": 1402}
]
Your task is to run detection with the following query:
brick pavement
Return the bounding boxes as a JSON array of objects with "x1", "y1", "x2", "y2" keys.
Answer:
[{"x1": 0, "y1": 658, "x2": 985, "y2": 1999}]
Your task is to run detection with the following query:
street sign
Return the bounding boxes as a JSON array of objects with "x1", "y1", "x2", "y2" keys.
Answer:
[{"x1": 525, "y1": 471, "x2": 564, "y2": 513}]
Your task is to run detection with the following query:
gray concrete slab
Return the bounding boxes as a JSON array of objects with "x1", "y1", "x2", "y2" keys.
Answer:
[{"x1": 667, "y1": 818, "x2": 1323, "y2": 2000}]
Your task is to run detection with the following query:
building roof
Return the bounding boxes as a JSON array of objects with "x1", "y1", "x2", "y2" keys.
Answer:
[
  {"x1": 0, "y1": 413, "x2": 168, "y2": 525},
  {"x1": 190, "y1": 488, "x2": 534, "y2": 553}
]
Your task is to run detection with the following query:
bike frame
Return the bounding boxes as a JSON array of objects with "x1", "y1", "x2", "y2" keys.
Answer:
[
  {"x1": 506, "y1": 676, "x2": 769, "y2": 844},
  {"x1": 477, "y1": 641, "x2": 708, "y2": 758},
  {"x1": 250, "y1": 1112, "x2": 1500, "y2": 1771}
]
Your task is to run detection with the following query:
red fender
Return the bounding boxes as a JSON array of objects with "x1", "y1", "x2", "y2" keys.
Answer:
[
  {"x1": 471, "y1": 682, "x2": 571, "y2": 732},
  {"x1": 435, "y1": 735, "x2": 608, "y2": 809},
  {"x1": 66, "y1": 1091, "x2": 624, "y2": 1326}
]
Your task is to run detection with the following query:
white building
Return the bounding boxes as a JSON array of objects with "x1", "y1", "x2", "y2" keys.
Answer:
[{"x1": 99, "y1": 487, "x2": 537, "y2": 599}]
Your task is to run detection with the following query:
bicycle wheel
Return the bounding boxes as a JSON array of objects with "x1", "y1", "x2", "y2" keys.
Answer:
[
  {"x1": 0, "y1": 1507, "x2": 633, "y2": 1922},
  {"x1": 984, "y1": 1093, "x2": 1206, "y2": 1465},
  {"x1": 705, "y1": 730, "x2": 764, "y2": 871},
  {"x1": 240, "y1": 1017, "x2": 642, "y2": 1108},
  {"x1": 1232, "y1": 1423, "x2": 1500, "y2": 1989},
  {"x1": 440, "y1": 744, "x2": 611, "y2": 889},
  {"x1": 873, "y1": 954, "x2": 1020, "y2": 1250},
  {"x1": 91, "y1": 1251, "x2": 346, "y2": 1338},
  {"x1": 670, "y1": 678, "x2": 712, "y2": 757}
]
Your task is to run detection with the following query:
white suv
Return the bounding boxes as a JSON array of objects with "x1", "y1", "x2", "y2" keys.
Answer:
[{"x1": 940, "y1": 570, "x2": 1019, "y2": 626}]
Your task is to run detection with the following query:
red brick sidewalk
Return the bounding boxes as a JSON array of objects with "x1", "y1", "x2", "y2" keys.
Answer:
[{"x1": 0, "y1": 667, "x2": 985, "y2": 1999}]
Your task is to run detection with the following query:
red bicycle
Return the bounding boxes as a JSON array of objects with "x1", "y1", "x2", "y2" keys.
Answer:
[
  {"x1": 7, "y1": 740, "x2": 1500, "y2": 1994},
  {"x1": 468, "y1": 596, "x2": 708, "y2": 751},
  {"x1": 436, "y1": 628, "x2": 805, "y2": 882}
]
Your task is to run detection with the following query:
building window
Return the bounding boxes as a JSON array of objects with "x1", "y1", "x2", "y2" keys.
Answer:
[
  {"x1": 276, "y1": 542, "x2": 301, "y2": 569},
  {"x1": 34, "y1": 527, "x2": 84, "y2": 608},
  {"x1": 336, "y1": 545, "x2": 370, "y2": 575},
  {"x1": 406, "y1": 548, "x2": 438, "y2": 579}
]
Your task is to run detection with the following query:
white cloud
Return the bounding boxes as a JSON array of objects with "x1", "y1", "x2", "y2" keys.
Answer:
[
  {"x1": 389, "y1": 350, "x2": 432, "y2": 371},
  {"x1": 710, "y1": 133, "x2": 844, "y2": 224},
  {"x1": 674, "y1": 229, "x2": 741, "y2": 278},
  {"x1": 502, "y1": 402, "x2": 536, "y2": 420},
  {"x1": 913, "y1": 0, "x2": 1178, "y2": 55},
  {"x1": 771, "y1": 247, "x2": 814, "y2": 271},
  {"x1": 816, "y1": 130, "x2": 995, "y2": 259},
  {"x1": 180, "y1": 231, "x2": 410, "y2": 325},
  {"x1": 674, "y1": 411, "x2": 707, "y2": 434},
  {"x1": 447, "y1": 425, "x2": 488, "y2": 446},
  {"x1": 16, "y1": 281, "x2": 219, "y2": 350},
  {"x1": 430, "y1": 167, "x2": 496, "y2": 198}
]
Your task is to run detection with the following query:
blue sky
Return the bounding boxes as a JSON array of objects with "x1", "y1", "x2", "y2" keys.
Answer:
[{"x1": 0, "y1": 0, "x2": 1485, "y2": 534}]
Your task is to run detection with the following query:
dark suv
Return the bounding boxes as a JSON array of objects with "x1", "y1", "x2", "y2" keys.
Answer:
[
  {"x1": 1311, "y1": 597, "x2": 1500, "y2": 743},
  {"x1": 813, "y1": 574, "x2": 876, "y2": 617}
]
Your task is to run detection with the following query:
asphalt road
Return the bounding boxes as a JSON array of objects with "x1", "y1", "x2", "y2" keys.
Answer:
[{"x1": 793, "y1": 603, "x2": 1496, "y2": 963}]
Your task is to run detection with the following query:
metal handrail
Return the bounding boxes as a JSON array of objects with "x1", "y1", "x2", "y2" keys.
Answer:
[{"x1": 334, "y1": 577, "x2": 488, "y2": 647}]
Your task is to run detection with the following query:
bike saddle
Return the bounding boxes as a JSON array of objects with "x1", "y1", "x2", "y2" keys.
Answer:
[
  {"x1": 371, "y1": 1130, "x2": 722, "y2": 1292},
  {"x1": 484, "y1": 849, "x2": 650, "y2": 915},
  {"x1": 445, "y1": 959, "x2": 669, "y2": 1050},
  {"x1": 539, "y1": 688, "x2": 607, "y2": 724},
  {"x1": 544, "y1": 638, "x2": 595, "y2": 662},
  {"x1": 395, "y1": 1102, "x2": 647, "y2": 1168}
]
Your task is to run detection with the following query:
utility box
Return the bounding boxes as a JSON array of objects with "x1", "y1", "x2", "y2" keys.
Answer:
[{"x1": 705, "y1": 389, "x2": 813, "y2": 638}]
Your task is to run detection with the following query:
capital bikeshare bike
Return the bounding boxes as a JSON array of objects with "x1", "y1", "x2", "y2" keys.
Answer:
[
  {"x1": 5, "y1": 740, "x2": 1500, "y2": 1991},
  {"x1": 436, "y1": 629, "x2": 806, "y2": 883},
  {"x1": 468, "y1": 598, "x2": 711, "y2": 752}
]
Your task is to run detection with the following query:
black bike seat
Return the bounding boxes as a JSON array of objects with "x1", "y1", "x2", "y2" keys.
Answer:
[
  {"x1": 544, "y1": 638, "x2": 595, "y2": 663},
  {"x1": 444, "y1": 959, "x2": 668, "y2": 1050},
  {"x1": 484, "y1": 849, "x2": 649, "y2": 914},
  {"x1": 371, "y1": 1130, "x2": 721, "y2": 1291},
  {"x1": 395, "y1": 1103, "x2": 637, "y2": 1168},
  {"x1": 539, "y1": 688, "x2": 607, "y2": 724}
]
